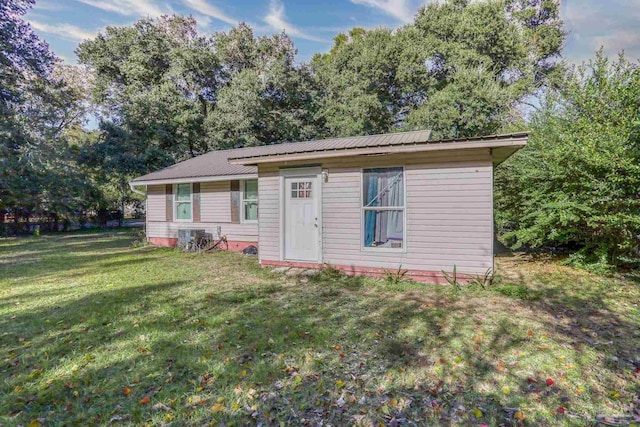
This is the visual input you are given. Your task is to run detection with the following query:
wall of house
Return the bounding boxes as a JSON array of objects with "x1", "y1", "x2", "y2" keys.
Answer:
[
  {"x1": 257, "y1": 148, "x2": 494, "y2": 279},
  {"x1": 146, "y1": 181, "x2": 258, "y2": 250}
]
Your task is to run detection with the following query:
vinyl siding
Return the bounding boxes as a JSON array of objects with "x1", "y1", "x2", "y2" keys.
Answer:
[
  {"x1": 146, "y1": 182, "x2": 258, "y2": 242},
  {"x1": 146, "y1": 185, "x2": 166, "y2": 222},
  {"x1": 257, "y1": 171, "x2": 280, "y2": 259},
  {"x1": 257, "y1": 148, "x2": 494, "y2": 275}
]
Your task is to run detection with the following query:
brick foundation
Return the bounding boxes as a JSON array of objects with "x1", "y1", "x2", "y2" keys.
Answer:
[
  {"x1": 148, "y1": 237, "x2": 257, "y2": 253},
  {"x1": 260, "y1": 260, "x2": 476, "y2": 284},
  {"x1": 148, "y1": 237, "x2": 178, "y2": 247}
]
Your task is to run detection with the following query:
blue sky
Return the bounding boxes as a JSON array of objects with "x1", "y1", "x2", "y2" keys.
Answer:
[{"x1": 27, "y1": 0, "x2": 640, "y2": 65}]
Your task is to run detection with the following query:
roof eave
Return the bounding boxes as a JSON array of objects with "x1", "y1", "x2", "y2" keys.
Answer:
[
  {"x1": 130, "y1": 173, "x2": 258, "y2": 187},
  {"x1": 228, "y1": 136, "x2": 528, "y2": 166}
]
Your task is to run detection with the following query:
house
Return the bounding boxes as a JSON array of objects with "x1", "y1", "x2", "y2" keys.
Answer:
[{"x1": 129, "y1": 130, "x2": 527, "y2": 282}]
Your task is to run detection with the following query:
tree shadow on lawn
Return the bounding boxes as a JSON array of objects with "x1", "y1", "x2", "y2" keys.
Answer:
[
  {"x1": 1, "y1": 256, "x2": 638, "y2": 426},
  {"x1": 0, "y1": 245, "x2": 161, "y2": 283}
]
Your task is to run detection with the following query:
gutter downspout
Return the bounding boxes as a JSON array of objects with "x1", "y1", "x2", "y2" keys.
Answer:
[{"x1": 129, "y1": 182, "x2": 146, "y2": 196}]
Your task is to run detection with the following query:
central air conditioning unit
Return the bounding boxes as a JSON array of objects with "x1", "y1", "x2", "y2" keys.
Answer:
[{"x1": 177, "y1": 229, "x2": 205, "y2": 251}]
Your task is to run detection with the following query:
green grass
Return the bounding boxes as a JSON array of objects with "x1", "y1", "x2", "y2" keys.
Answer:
[{"x1": 1, "y1": 231, "x2": 638, "y2": 426}]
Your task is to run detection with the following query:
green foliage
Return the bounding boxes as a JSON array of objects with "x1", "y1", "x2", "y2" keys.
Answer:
[
  {"x1": 1, "y1": 1, "x2": 100, "y2": 229},
  {"x1": 77, "y1": 18, "x2": 320, "y2": 174},
  {"x1": 313, "y1": 0, "x2": 564, "y2": 137},
  {"x1": 383, "y1": 265, "x2": 409, "y2": 285},
  {"x1": 467, "y1": 268, "x2": 495, "y2": 288},
  {"x1": 442, "y1": 264, "x2": 461, "y2": 289},
  {"x1": 562, "y1": 248, "x2": 616, "y2": 276},
  {"x1": 495, "y1": 52, "x2": 640, "y2": 268},
  {"x1": 492, "y1": 283, "x2": 533, "y2": 300}
]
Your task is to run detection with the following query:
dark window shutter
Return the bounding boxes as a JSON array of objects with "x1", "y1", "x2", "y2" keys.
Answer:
[
  {"x1": 165, "y1": 184, "x2": 173, "y2": 221},
  {"x1": 193, "y1": 183, "x2": 201, "y2": 222},
  {"x1": 230, "y1": 180, "x2": 240, "y2": 223}
]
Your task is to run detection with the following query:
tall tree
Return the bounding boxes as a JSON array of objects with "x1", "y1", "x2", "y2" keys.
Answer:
[
  {"x1": 313, "y1": 0, "x2": 565, "y2": 138},
  {"x1": 0, "y1": 0, "x2": 89, "y2": 229},
  {"x1": 495, "y1": 52, "x2": 640, "y2": 269},
  {"x1": 78, "y1": 18, "x2": 321, "y2": 170},
  {"x1": 205, "y1": 24, "x2": 320, "y2": 149}
]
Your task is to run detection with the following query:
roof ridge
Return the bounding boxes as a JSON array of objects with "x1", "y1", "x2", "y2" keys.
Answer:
[{"x1": 201, "y1": 129, "x2": 432, "y2": 156}]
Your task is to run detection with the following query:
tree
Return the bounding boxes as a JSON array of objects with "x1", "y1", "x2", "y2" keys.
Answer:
[
  {"x1": 0, "y1": 0, "x2": 56, "y2": 220},
  {"x1": 312, "y1": 0, "x2": 565, "y2": 138},
  {"x1": 205, "y1": 24, "x2": 320, "y2": 149},
  {"x1": 495, "y1": 52, "x2": 640, "y2": 269},
  {"x1": 78, "y1": 18, "x2": 322, "y2": 169},
  {"x1": 0, "y1": 1, "x2": 93, "y2": 231}
]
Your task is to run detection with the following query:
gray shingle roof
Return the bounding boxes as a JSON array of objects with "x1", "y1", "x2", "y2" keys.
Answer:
[
  {"x1": 131, "y1": 149, "x2": 258, "y2": 183},
  {"x1": 132, "y1": 130, "x2": 433, "y2": 183}
]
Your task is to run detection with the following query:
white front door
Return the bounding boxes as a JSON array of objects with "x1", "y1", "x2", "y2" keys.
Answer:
[{"x1": 284, "y1": 175, "x2": 319, "y2": 261}]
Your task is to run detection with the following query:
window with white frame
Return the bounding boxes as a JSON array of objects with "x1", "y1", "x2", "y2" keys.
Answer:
[
  {"x1": 362, "y1": 167, "x2": 404, "y2": 249},
  {"x1": 175, "y1": 183, "x2": 192, "y2": 221},
  {"x1": 241, "y1": 179, "x2": 258, "y2": 222}
]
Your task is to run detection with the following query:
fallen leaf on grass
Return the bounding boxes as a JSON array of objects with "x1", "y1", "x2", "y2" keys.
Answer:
[
  {"x1": 152, "y1": 403, "x2": 170, "y2": 411},
  {"x1": 211, "y1": 403, "x2": 225, "y2": 412},
  {"x1": 473, "y1": 407, "x2": 483, "y2": 418},
  {"x1": 140, "y1": 396, "x2": 150, "y2": 405},
  {"x1": 123, "y1": 387, "x2": 131, "y2": 396},
  {"x1": 557, "y1": 406, "x2": 566, "y2": 414},
  {"x1": 546, "y1": 378, "x2": 555, "y2": 386},
  {"x1": 514, "y1": 410, "x2": 525, "y2": 420}
]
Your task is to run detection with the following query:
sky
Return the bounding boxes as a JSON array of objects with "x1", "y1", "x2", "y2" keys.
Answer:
[{"x1": 26, "y1": 0, "x2": 640, "y2": 66}]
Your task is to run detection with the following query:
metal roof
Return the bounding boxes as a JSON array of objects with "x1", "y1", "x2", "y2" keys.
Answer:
[
  {"x1": 229, "y1": 131, "x2": 529, "y2": 164},
  {"x1": 226, "y1": 129, "x2": 433, "y2": 161},
  {"x1": 131, "y1": 130, "x2": 528, "y2": 184}
]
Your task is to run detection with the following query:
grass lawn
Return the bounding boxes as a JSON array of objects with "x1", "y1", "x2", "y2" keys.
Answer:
[{"x1": 1, "y1": 230, "x2": 638, "y2": 426}]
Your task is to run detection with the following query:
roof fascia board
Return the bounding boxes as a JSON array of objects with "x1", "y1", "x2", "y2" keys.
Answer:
[
  {"x1": 229, "y1": 138, "x2": 527, "y2": 165},
  {"x1": 130, "y1": 173, "x2": 257, "y2": 186}
]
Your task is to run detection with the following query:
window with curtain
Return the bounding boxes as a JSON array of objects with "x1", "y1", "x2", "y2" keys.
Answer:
[
  {"x1": 175, "y1": 183, "x2": 192, "y2": 220},
  {"x1": 242, "y1": 179, "x2": 258, "y2": 222},
  {"x1": 362, "y1": 167, "x2": 404, "y2": 249}
]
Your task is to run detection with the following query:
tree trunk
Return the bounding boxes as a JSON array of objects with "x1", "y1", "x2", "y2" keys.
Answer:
[{"x1": 119, "y1": 190, "x2": 125, "y2": 228}]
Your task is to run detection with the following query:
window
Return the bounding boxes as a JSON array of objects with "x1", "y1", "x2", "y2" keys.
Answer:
[
  {"x1": 241, "y1": 179, "x2": 258, "y2": 222},
  {"x1": 175, "y1": 183, "x2": 192, "y2": 221},
  {"x1": 291, "y1": 181, "x2": 312, "y2": 199},
  {"x1": 362, "y1": 167, "x2": 404, "y2": 250}
]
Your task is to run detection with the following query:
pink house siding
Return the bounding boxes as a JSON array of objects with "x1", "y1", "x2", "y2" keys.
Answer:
[
  {"x1": 257, "y1": 148, "x2": 493, "y2": 277},
  {"x1": 146, "y1": 182, "x2": 258, "y2": 250}
]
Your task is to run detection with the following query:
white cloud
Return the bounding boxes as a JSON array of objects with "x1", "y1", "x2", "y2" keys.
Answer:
[
  {"x1": 182, "y1": 0, "x2": 237, "y2": 25},
  {"x1": 562, "y1": 0, "x2": 640, "y2": 64},
  {"x1": 350, "y1": 0, "x2": 415, "y2": 23},
  {"x1": 264, "y1": 0, "x2": 326, "y2": 42},
  {"x1": 29, "y1": 20, "x2": 97, "y2": 42},
  {"x1": 32, "y1": 3, "x2": 65, "y2": 11},
  {"x1": 75, "y1": 0, "x2": 165, "y2": 18}
]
